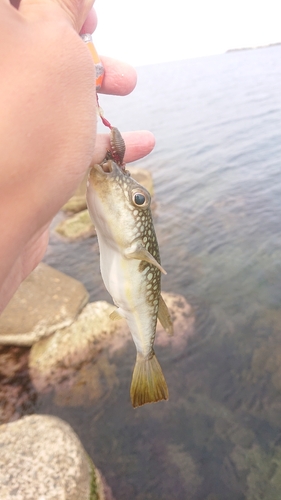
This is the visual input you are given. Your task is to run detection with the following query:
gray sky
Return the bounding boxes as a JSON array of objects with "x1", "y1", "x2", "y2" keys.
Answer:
[{"x1": 93, "y1": 0, "x2": 280, "y2": 66}]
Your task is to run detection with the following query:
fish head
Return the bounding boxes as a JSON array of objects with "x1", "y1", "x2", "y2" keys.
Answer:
[{"x1": 86, "y1": 160, "x2": 152, "y2": 249}]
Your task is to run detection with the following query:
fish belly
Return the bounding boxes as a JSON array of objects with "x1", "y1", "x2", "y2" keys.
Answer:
[{"x1": 98, "y1": 240, "x2": 155, "y2": 358}]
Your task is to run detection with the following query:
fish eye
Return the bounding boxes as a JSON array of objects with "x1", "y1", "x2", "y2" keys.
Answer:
[
  {"x1": 133, "y1": 193, "x2": 146, "y2": 206},
  {"x1": 131, "y1": 188, "x2": 150, "y2": 209}
]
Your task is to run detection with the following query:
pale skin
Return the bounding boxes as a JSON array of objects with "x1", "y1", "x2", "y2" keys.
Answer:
[{"x1": 0, "y1": 0, "x2": 155, "y2": 312}]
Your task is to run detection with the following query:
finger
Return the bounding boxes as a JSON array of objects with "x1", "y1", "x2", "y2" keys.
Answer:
[
  {"x1": 99, "y1": 56, "x2": 137, "y2": 96},
  {"x1": 80, "y1": 6, "x2": 97, "y2": 34},
  {"x1": 19, "y1": 0, "x2": 95, "y2": 32},
  {"x1": 122, "y1": 131, "x2": 156, "y2": 163},
  {"x1": 90, "y1": 131, "x2": 155, "y2": 167},
  {"x1": 9, "y1": 0, "x2": 21, "y2": 8}
]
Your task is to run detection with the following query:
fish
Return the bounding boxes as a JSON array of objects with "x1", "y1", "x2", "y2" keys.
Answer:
[{"x1": 86, "y1": 158, "x2": 173, "y2": 408}]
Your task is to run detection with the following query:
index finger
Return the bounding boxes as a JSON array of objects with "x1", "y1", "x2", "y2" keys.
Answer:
[{"x1": 99, "y1": 56, "x2": 137, "y2": 96}]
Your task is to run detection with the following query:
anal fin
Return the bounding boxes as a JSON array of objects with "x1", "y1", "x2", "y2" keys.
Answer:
[
  {"x1": 130, "y1": 352, "x2": 169, "y2": 408},
  {"x1": 109, "y1": 308, "x2": 123, "y2": 321},
  {"x1": 158, "y1": 295, "x2": 173, "y2": 335}
]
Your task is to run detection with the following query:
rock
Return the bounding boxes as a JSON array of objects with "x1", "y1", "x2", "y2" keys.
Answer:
[
  {"x1": 231, "y1": 443, "x2": 281, "y2": 500},
  {"x1": 62, "y1": 194, "x2": 88, "y2": 213},
  {"x1": 29, "y1": 301, "x2": 124, "y2": 392},
  {"x1": 29, "y1": 293, "x2": 194, "y2": 393},
  {"x1": 166, "y1": 444, "x2": 202, "y2": 495},
  {"x1": 0, "y1": 414, "x2": 114, "y2": 500},
  {"x1": 54, "y1": 209, "x2": 96, "y2": 241},
  {"x1": 0, "y1": 263, "x2": 89, "y2": 346},
  {"x1": 0, "y1": 346, "x2": 34, "y2": 425},
  {"x1": 52, "y1": 355, "x2": 119, "y2": 408},
  {"x1": 155, "y1": 292, "x2": 195, "y2": 350}
]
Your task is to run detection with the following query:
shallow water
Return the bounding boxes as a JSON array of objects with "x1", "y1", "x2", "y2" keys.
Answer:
[{"x1": 40, "y1": 46, "x2": 281, "y2": 499}]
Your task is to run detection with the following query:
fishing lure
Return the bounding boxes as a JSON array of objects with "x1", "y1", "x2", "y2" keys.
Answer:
[{"x1": 81, "y1": 34, "x2": 125, "y2": 168}]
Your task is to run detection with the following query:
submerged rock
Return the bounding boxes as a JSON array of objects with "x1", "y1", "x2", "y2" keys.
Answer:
[
  {"x1": 155, "y1": 292, "x2": 194, "y2": 350},
  {"x1": 0, "y1": 346, "x2": 34, "y2": 425},
  {"x1": 166, "y1": 443, "x2": 202, "y2": 495},
  {"x1": 29, "y1": 293, "x2": 194, "y2": 395},
  {"x1": 231, "y1": 443, "x2": 281, "y2": 499},
  {"x1": 0, "y1": 263, "x2": 89, "y2": 346},
  {"x1": 29, "y1": 301, "x2": 124, "y2": 392},
  {"x1": 54, "y1": 209, "x2": 96, "y2": 241},
  {"x1": 0, "y1": 414, "x2": 114, "y2": 500},
  {"x1": 53, "y1": 355, "x2": 119, "y2": 408}
]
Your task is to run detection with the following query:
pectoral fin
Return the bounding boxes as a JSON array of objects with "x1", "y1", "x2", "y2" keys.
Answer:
[
  {"x1": 109, "y1": 309, "x2": 123, "y2": 321},
  {"x1": 125, "y1": 244, "x2": 167, "y2": 275},
  {"x1": 158, "y1": 295, "x2": 174, "y2": 335}
]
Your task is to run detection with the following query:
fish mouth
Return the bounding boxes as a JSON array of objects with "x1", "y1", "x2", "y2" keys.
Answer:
[
  {"x1": 100, "y1": 160, "x2": 113, "y2": 173},
  {"x1": 92, "y1": 160, "x2": 114, "y2": 176}
]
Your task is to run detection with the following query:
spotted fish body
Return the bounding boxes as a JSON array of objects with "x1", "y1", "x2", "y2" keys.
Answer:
[{"x1": 86, "y1": 160, "x2": 173, "y2": 407}]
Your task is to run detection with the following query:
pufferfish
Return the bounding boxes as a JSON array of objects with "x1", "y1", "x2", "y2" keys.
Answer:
[{"x1": 86, "y1": 154, "x2": 173, "y2": 408}]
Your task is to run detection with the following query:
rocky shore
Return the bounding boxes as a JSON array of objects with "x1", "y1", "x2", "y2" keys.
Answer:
[
  {"x1": 0, "y1": 262, "x2": 194, "y2": 499},
  {"x1": 0, "y1": 170, "x2": 195, "y2": 499}
]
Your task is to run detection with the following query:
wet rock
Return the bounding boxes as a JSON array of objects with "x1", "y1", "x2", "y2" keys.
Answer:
[
  {"x1": 29, "y1": 293, "x2": 194, "y2": 393},
  {"x1": 29, "y1": 301, "x2": 125, "y2": 392},
  {"x1": 0, "y1": 414, "x2": 114, "y2": 500},
  {"x1": 155, "y1": 292, "x2": 194, "y2": 351},
  {"x1": 0, "y1": 263, "x2": 89, "y2": 346},
  {"x1": 54, "y1": 209, "x2": 96, "y2": 241},
  {"x1": 0, "y1": 346, "x2": 34, "y2": 425},
  {"x1": 53, "y1": 354, "x2": 119, "y2": 408}
]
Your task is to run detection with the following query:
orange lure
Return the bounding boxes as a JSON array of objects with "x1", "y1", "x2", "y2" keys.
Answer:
[{"x1": 81, "y1": 33, "x2": 126, "y2": 169}]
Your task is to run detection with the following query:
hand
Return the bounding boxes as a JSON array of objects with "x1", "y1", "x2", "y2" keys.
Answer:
[{"x1": 0, "y1": 0, "x2": 155, "y2": 312}]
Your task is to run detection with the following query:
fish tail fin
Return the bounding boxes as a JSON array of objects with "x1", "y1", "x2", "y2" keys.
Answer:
[{"x1": 130, "y1": 352, "x2": 169, "y2": 408}]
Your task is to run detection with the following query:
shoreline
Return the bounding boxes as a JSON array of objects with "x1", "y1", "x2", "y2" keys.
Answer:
[{"x1": 226, "y1": 42, "x2": 281, "y2": 53}]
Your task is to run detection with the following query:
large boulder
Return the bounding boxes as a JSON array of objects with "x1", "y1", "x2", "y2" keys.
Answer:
[
  {"x1": 29, "y1": 301, "x2": 123, "y2": 392},
  {"x1": 29, "y1": 293, "x2": 195, "y2": 395},
  {"x1": 0, "y1": 263, "x2": 89, "y2": 346},
  {"x1": 0, "y1": 414, "x2": 114, "y2": 500}
]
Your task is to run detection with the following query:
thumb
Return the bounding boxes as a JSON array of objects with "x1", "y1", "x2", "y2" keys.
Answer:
[{"x1": 18, "y1": 0, "x2": 95, "y2": 32}]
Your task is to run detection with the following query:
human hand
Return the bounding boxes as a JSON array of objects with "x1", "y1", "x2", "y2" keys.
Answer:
[{"x1": 0, "y1": 0, "x2": 155, "y2": 312}]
